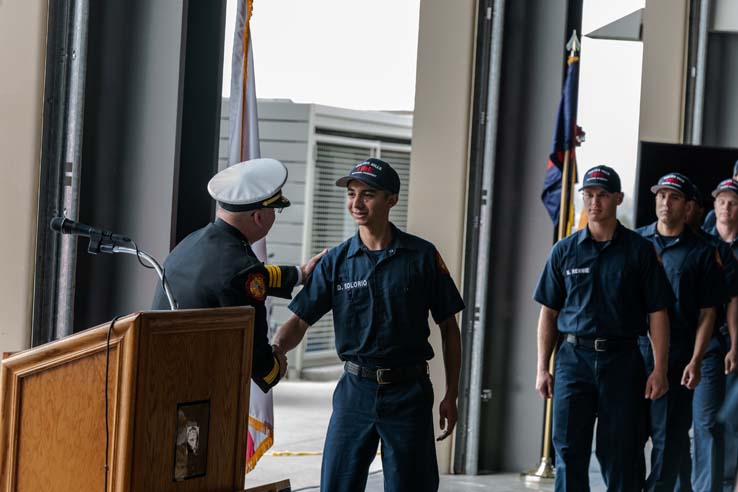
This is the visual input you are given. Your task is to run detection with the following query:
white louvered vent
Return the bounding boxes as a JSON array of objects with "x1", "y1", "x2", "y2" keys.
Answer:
[{"x1": 305, "y1": 136, "x2": 412, "y2": 355}]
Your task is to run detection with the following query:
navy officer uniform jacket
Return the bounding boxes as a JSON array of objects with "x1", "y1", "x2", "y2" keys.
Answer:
[
  {"x1": 288, "y1": 223, "x2": 465, "y2": 369},
  {"x1": 636, "y1": 223, "x2": 725, "y2": 348},
  {"x1": 152, "y1": 218, "x2": 298, "y2": 392},
  {"x1": 534, "y1": 221, "x2": 675, "y2": 338}
]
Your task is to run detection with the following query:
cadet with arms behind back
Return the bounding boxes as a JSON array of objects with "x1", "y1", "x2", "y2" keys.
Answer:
[
  {"x1": 152, "y1": 158, "x2": 325, "y2": 393},
  {"x1": 272, "y1": 158, "x2": 465, "y2": 492},
  {"x1": 534, "y1": 165, "x2": 674, "y2": 492}
]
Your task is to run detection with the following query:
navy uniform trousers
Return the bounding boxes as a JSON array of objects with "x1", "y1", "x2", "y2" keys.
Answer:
[
  {"x1": 682, "y1": 332, "x2": 738, "y2": 492},
  {"x1": 640, "y1": 338, "x2": 694, "y2": 492},
  {"x1": 553, "y1": 339, "x2": 646, "y2": 492},
  {"x1": 720, "y1": 362, "x2": 738, "y2": 491},
  {"x1": 320, "y1": 371, "x2": 438, "y2": 492},
  {"x1": 687, "y1": 335, "x2": 727, "y2": 492},
  {"x1": 723, "y1": 333, "x2": 738, "y2": 491}
]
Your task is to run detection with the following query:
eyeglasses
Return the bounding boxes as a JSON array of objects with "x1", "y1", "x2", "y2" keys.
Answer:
[{"x1": 251, "y1": 208, "x2": 283, "y2": 216}]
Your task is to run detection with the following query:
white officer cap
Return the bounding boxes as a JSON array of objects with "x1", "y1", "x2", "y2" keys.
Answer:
[{"x1": 208, "y1": 158, "x2": 291, "y2": 212}]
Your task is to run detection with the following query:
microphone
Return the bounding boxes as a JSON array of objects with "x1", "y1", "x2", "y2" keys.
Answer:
[{"x1": 50, "y1": 217, "x2": 131, "y2": 254}]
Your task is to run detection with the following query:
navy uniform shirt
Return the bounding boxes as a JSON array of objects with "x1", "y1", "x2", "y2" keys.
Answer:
[
  {"x1": 151, "y1": 218, "x2": 298, "y2": 392},
  {"x1": 636, "y1": 223, "x2": 725, "y2": 345},
  {"x1": 288, "y1": 224, "x2": 465, "y2": 369},
  {"x1": 534, "y1": 222, "x2": 675, "y2": 338},
  {"x1": 702, "y1": 225, "x2": 738, "y2": 328},
  {"x1": 702, "y1": 209, "x2": 716, "y2": 232}
]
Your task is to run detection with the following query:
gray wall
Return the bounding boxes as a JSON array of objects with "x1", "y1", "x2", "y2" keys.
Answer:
[
  {"x1": 703, "y1": 33, "x2": 738, "y2": 148},
  {"x1": 0, "y1": 0, "x2": 48, "y2": 352},
  {"x1": 479, "y1": 0, "x2": 569, "y2": 472},
  {"x1": 218, "y1": 99, "x2": 311, "y2": 332},
  {"x1": 76, "y1": 0, "x2": 185, "y2": 328}
]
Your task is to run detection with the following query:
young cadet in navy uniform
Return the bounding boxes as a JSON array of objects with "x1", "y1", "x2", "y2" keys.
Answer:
[
  {"x1": 702, "y1": 160, "x2": 738, "y2": 232},
  {"x1": 702, "y1": 179, "x2": 738, "y2": 491},
  {"x1": 681, "y1": 182, "x2": 738, "y2": 492},
  {"x1": 152, "y1": 158, "x2": 325, "y2": 393},
  {"x1": 636, "y1": 173, "x2": 724, "y2": 492},
  {"x1": 534, "y1": 165, "x2": 674, "y2": 492},
  {"x1": 271, "y1": 158, "x2": 465, "y2": 492}
]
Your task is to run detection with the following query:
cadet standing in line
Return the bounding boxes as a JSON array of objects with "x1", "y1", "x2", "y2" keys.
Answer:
[
  {"x1": 636, "y1": 173, "x2": 723, "y2": 492},
  {"x1": 272, "y1": 158, "x2": 465, "y2": 492},
  {"x1": 702, "y1": 179, "x2": 738, "y2": 491},
  {"x1": 682, "y1": 182, "x2": 738, "y2": 492},
  {"x1": 703, "y1": 160, "x2": 738, "y2": 231},
  {"x1": 681, "y1": 183, "x2": 737, "y2": 491},
  {"x1": 534, "y1": 165, "x2": 673, "y2": 492},
  {"x1": 152, "y1": 158, "x2": 325, "y2": 392}
]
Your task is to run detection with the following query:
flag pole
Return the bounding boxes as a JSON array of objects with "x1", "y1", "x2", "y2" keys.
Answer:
[{"x1": 523, "y1": 29, "x2": 580, "y2": 482}]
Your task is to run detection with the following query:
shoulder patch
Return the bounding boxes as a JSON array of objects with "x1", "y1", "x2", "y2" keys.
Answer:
[
  {"x1": 652, "y1": 245, "x2": 663, "y2": 266},
  {"x1": 716, "y1": 248, "x2": 724, "y2": 268},
  {"x1": 246, "y1": 273, "x2": 267, "y2": 301},
  {"x1": 436, "y1": 251, "x2": 450, "y2": 276}
]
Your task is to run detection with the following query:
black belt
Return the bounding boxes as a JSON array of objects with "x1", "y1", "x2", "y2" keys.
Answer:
[
  {"x1": 344, "y1": 361, "x2": 429, "y2": 385},
  {"x1": 565, "y1": 335, "x2": 637, "y2": 352}
]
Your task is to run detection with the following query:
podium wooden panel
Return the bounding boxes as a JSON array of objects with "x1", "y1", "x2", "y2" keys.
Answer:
[{"x1": 0, "y1": 307, "x2": 255, "y2": 491}]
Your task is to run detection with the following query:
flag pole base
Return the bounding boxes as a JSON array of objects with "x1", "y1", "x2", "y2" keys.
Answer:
[{"x1": 521, "y1": 457, "x2": 555, "y2": 482}]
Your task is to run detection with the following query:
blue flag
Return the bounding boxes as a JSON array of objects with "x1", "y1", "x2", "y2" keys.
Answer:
[{"x1": 541, "y1": 53, "x2": 580, "y2": 227}]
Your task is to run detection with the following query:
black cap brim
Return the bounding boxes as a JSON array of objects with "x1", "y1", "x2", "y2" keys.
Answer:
[
  {"x1": 336, "y1": 175, "x2": 397, "y2": 194},
  {"x1": 712, "y1": 188, "x2": 738, "y2": 198},
  {"x1": 650, "y1": 184, "x2": 686, "y2": 196}
]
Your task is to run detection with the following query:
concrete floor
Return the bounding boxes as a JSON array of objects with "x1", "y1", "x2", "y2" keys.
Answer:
[{"x1": 244, "y1": 380, "x2": 607, "y2": 492}]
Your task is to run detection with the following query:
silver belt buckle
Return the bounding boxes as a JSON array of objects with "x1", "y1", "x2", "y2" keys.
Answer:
[
  {"x1": 376, "y1": 368, "x2": 391, "y2": 385},
  {"x1": 594, "y1": 338, "x2": 607, "y2": 352}
]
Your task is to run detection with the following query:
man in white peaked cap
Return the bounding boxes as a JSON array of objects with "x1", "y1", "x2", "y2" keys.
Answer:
[{"x1": 152, "y1": 158, "x2": 325, "y2": 392}]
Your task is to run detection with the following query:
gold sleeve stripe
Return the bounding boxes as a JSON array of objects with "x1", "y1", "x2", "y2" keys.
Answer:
[
  {"x1": 263, "y1": 356, "x2": 280, "y2": 385},
  {"x1": 264, "y1": 265, "x2": 273, "y2": 288},
  {"x1": 264, "y1": 264, "x2": 282, "y2": 288},
  {"x1": 264, "y1": 265, "x2": 277, "y2": 288}
]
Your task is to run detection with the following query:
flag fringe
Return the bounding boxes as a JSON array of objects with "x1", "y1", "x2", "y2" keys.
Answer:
[{"x1": 246, "y1": 430, "x2": 273, "y2": 472}]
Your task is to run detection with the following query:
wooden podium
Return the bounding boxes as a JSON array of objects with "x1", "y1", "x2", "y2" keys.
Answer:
[{"x1": 0, "y1": 307, "x2": 255, "y2": 491}]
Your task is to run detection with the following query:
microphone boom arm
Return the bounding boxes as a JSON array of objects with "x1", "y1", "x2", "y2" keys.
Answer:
[{"x1": 112, "y1": 246, "x2": 178, "y2": 311}]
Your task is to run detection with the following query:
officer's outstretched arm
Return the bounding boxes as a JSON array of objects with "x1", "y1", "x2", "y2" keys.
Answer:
[
  {"x1": 236, "y1": 263, "x2": 300, "y2": 299},
  {"x1": 272, "y1": 314, "x2": 310, "y2": 355},
  {"x1": 252, "y1": 346, "x2": 287, "y2": 394},
  {"x1": 300, "y1": 249, "x2": 328, "y2": 283}
]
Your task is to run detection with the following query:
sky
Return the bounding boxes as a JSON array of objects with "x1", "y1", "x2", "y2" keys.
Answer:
[
  {"x1": 223, "y1": 0, "x2": 420, "y2": 111},
  {"x1": 576, "y1": 0, "x2": 646, "y2": 223},
  {"x1": 223, "y1": 0, "x2": 646, "y2": 220}
]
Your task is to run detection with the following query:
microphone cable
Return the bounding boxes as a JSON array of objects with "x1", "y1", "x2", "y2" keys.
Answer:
[{"x1": 104, "y1": 315, "x2": 124, "y2": 492}]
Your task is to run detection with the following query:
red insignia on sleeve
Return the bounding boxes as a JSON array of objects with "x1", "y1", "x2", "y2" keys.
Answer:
[
  {"x1": 246, "y1": 273, "x2": 267, "y2": 301},
  {"x1": 436, "y1": 251, "x2": 450, "y2": 275},
  {"x1": 715, "y1": 249, "x2": 724, "y2": 269},
  {"x1": 653, "y1": 246, "x2": 663, "y2": 267}
]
